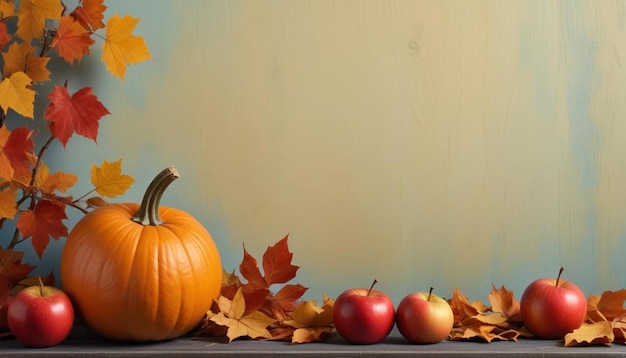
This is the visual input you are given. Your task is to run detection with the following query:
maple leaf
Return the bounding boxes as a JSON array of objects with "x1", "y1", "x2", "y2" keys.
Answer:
[
  {"x1": 36, "y1": 162, "x2": 79, "y2": 194},
  {"x1": 90, "y1": 159, "x2": 134, "y2": 198},
  {"x1": 10, "y1": 272, "x2": 55, "y2": 295},
  {"x1": 209, "y1": 288, "x2": 276, "y2": 342},
  {"x1": 0, "y1": 249, "x2": 36, "y2": 297},
  {"x1": 102, "y1": 14, "x2": 151, "y2": 80},
  {"x1": 2, "y1": 42, "x2": 51, "y2": 82},
  {"x1": 0, "y1": 187, "x2": 18, "y2": 219},
  {"x1": 0, "y1": 0, "x2": 16, "y2": 19},
  {"x1": 0, "y1": 126, "x2": 35, "y2": 180},
  {"x1": 50, "y1": 15, "x2": 95, "y2": 64},
  {"x1": 587, "y1": 289, "x2": 626, "y2": 322},
  {"x1": 448, "y1": 288, "x2": 488, "y2": 323},
  {"x1": 489, "y1": 284, "x2": 521, "y2": 320},
  {"x1": 71, "y1": 0, "x2": 106, "y2": 31},
  {"x1": 16, "y1": 200, "x2": 68, "y2": 257},
  {"x1": 263, "y1": 235, "x2": 300, "y2": 285},
  {"x1": 280, "y1": 295, "x2": 335, "y2": 343},
  {"x1": 0, "y1": 22, "x2": 10, "y2": 49},
  {"x1": 239, "y1": 235, "x2": 308, "y2": 320},
  {"x1": 16, "y1": 0, "x2": 63, "y2": 41},
  {"x1": 564, "y1": 321, "x2": 614, "y2": 347},
  {"x1": 0, "y1": 71, "x2": 35, "y2": 118},
  {"x1": 43, "y1": 85, "x2": 110, "y2": 147}
]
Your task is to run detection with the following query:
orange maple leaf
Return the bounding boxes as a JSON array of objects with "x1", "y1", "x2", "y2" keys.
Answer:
[
  {"x1": 587, "y1": 289, "x2": 626, "y2": 322},
  {"x1": 209, "y1": 288, "x2": 276, "y2": 342},
  {"x1": 102, "y1": 14, "x2": 151, "y2": 80},
  {"x1": 35, "y1": 162, "x2": 79, "y2": 194},
  {"x1": 489, "y1": 284, "x2": 521, "y2": 320},
  {"x1": 43, "y1": 85, "x2": 110, "y2": 147},
  {"x1": 50, "y1": 15, "x2": 95, "y2": 64},
  {"x1": 16, "y1": 199, "x2": 68, "y2": 258},
  {"x1": 90, "y1": 159, "x2": 135, "y2": 198},
  {"x1": 71, "y1": 0, "x2": 106, "y2": 31},
  {"x1": 16, "y1": 0, "x2": 63, "y2": 41},
  {"x1": 0, "y1": 187, "x2": 18, "y2": 219},
  {"x1": 0, "y1": 0, "x2": 16, "y2": 19},
  {"x1": 0, "y1": 126, "x2": 35, "y2": 180},
  {"x1": 0, "y1": 71, "x2": 35, "y2": 118},
  {"x1": 2, "y1": 42, "x2": 51, "y2": 82}
]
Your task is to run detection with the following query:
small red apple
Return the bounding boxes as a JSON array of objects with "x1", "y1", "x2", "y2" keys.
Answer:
[
  {"x1": 520, "y1": 267, "x2": 587, "y2": 339},
  {"x1": 333, "y1": 279, "x2": 395, "y2": 344},
  {"x1": 7, "y1": 279, "x2": 75, "y2": 348},
  {"x1": 396, "y1": 287, "x2": 454, "y2": 344}
]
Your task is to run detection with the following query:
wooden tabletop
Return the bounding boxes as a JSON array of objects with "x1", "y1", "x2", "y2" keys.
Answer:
[{"x1": 2, "y1": 326, "x2": 626, "y2": 357}]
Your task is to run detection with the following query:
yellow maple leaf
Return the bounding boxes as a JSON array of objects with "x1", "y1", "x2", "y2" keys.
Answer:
[
  {"x1": 16, "y1": 0, "x2": 63, "y2": 41},
  {"x1": 0, "y1": 72, "x2": 35, "y2": 118},
  {"x1": 36, "y1": 162, "x2": 79, "y2": 194},
  {"x1": 0, "y1": 187, "x2": 18, "y2": 219},
  {"x1": 564, "y1": 321, "x2": 614, "y2": 347},
  {"x1": 210, "y1": 288, "x2": 276, "y2": 342},
  {"x1": 90, "y1": 159, "x2": 134, "y2": 198},
  {"x1": 0, "y1": 0, "x2": 16, "y2": 19},
  {"x1": 102, "y1": 14, "x2": 151, "y2": 80},
  {"x1": 281, "y1": 295, "x2": 335, "y2": 343},
  {"x1": 2, "y1": 42, "x2": 51, "y2": 82}
]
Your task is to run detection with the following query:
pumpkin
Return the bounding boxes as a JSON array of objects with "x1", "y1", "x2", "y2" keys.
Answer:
[{"x1": 60, "y1": 167, "x2": 222, "y2": 341}]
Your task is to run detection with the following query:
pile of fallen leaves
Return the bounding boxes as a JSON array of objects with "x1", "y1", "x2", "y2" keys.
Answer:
[
  {"x1": 196, "y1": 235, "x2": 335, "y2": 344},
  {"x1": 564, "y1": 289, "x2": 626, "y2": 346},
  {"x1": 447, "y1": 285, "x2": 531, "y2": 342},
  {"x1": 448, "y1": 285, "x2": 626, "y2": 347}
]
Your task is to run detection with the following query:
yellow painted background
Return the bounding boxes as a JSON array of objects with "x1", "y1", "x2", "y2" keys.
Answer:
[{"x1": 15, "y1": 0, "x2": 626, "y2": 303}]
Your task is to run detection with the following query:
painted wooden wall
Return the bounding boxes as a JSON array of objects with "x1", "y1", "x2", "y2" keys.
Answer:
[{"x1": 15, "y1": 0, "x2": 626, "y2": 303}]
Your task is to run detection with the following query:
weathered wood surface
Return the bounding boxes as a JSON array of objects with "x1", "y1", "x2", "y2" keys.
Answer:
[{"x1": 2, "y1": 326, "x2": 626, "y2": 357}]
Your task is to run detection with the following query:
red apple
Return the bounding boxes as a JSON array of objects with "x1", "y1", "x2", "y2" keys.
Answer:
[
  {"x1": 396, "y1": 287, "x2": 454, "y2": 344},
  {"x1": 520, "y1": 267, "x2": 587, "y2": 339},
  {"x1": 7, "y1": 281, "x2": 75, "y2": 348},
  {"x1": 333, "y1": 279, "x2": 395, "y2": 344}
]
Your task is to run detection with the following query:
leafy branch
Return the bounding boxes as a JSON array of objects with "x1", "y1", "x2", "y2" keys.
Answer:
[{"x1": 0, "y1": 0, "x2": 150, "y2": 335}]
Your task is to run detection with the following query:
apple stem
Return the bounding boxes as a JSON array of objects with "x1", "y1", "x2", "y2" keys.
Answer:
[
  {"x1": 38, "y1": 275, "x2": 44, "y2": 296},
  {"x1": 367, "y1": 279, "x2": 378, "y2": 297},
  {"x1": 556, "y1": 266, "x2": 564, "y2": 287},
  {"x1": 428, "y1": 287, "x2": 434, "y2": 301}
]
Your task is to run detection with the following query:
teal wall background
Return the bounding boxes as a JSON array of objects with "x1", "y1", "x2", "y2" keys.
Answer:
[{"x1": 4, "y1": 0, "x2": 626, "y2": 305}]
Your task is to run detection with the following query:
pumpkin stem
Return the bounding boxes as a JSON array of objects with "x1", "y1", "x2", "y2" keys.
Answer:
[{"x1": 132, "y1": 166, "x2": 180, "y2": 226}]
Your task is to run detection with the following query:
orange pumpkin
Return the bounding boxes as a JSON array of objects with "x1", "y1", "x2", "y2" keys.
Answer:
[{"x1": 60, "y1": 167, "x2": 222, "y2": 341}]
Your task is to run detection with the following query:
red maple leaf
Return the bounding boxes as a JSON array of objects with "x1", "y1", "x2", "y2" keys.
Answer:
[
  {"x1": 43, "y1": 85, "x2": 110, "y2": 147},
  {"x1": 0, "y1": 249, "x2": 36, "y2": 297},
  {"x1": 71, "y1": 0, "x2": 106, "y2": 31},
  {"x1": 50, "y1": 15, "x2": 95, "y2": 64},
  {"x1": 16, "y1": 200, "x2": 68, "y2": 258},
  {"x1": 0, "y1": 22, "x2": 11, "y2": 50},
  {"x1": 239, "y1": 235, "x2": 307, "y2": 320},
  {"x1": 0, "y1": 126, "x2": 34, "y2": 180}
]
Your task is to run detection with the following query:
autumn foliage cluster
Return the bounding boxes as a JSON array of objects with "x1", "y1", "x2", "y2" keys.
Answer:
[
  {"x1": 197, "y1": 235, "x2": 335, "y2": 344},
  {"x1": 0, "y1": 0, "x2": 149, "y2": 336},
  {"x1": 198, "y1": 236, "x2": 626, "y2": 347}
]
